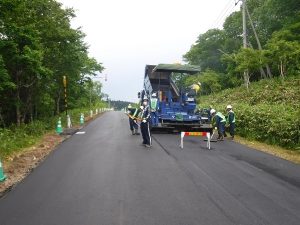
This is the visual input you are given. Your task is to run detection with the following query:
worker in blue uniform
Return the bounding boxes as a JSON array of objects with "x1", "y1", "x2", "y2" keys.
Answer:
[
  {"x1": 210, "y1": 109, "x2": 226, "y2": 141},
  {"x1": 226, "y1": 105, "x2": 235, "y2": 139},
  {"x1": 140, "y1": 97, "x2": 152, "y2": 148}
]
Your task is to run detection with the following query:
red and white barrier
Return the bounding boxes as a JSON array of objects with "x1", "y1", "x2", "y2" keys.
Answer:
[{"x1": 180, "y1": 132, "x2": 211, "y2": 149}]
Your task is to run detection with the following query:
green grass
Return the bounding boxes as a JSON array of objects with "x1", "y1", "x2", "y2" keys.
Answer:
[
  {"x1": 0, "y1": 104, "x2": 107, "y2": 158},
  {"x1": 198, "y1": 77, "x2": 300, "y2": 151}
]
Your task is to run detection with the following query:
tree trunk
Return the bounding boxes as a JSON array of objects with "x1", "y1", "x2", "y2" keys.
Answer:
[
  {"x1": 14, "y1": 70, "x2": 24, "y2": 126},
  {"x1": 56, "y1": 93, "x2": 61, "y2": 115},
  {"x1": 280, "y1": 60, "x2": 285, "y2": 78},
  {"x1": 35, "y1": 104, "x2": 38, "y2": 120},
  {"x1": 0, "y1": 108, "x2": 5, "y2": 128},
  {"x1": 244, "y1": 70, "x2": 250, "y2": 89},
  {"x1": 266, "y1": 64, "x2": 273, "y2": 78},
  {"x1": 29, "y1": 102, "x2": 33, "y2": 122},
  {"x1": 16, "y1": 99, "x2": 21, "y2": 126},
  {"x1": 15, "y1": 85, "x2": 22, "y2": 126},
  {"x1": 259, "y1": 67, "x2": 267, "y2": 79}
]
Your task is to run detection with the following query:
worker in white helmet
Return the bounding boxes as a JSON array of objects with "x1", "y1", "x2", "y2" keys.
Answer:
[
  {"x1": 226, "y1": 105, "x2": 235, "y2": 139},
  {"x1": 210, "y1": 108, "x2": 226, "y2": 141}
]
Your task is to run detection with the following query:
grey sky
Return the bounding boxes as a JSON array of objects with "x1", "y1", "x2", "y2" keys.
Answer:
[{"x1": 58, "y1": 0, "x2": 240, "y2": 102}]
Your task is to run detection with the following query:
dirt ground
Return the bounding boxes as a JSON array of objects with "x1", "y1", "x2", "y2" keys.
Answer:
[
  {"x1": 0, "y1": 114, "x2": 99, "y2": 198},
  {"x1": 0, "y1": 133, "x2": 65, "y2": 197}
]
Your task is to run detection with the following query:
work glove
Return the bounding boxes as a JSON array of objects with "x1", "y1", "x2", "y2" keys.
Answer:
[{"x1": 142, "y1": 119, "x2": 146, "y2": 123}]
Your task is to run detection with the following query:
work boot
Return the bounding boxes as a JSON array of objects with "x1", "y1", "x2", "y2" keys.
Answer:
[
  {"x1": 145, "y1": 144, "x2": 151, "y2": 148},
  {"x1": 131, "y1": 130, "x2": 135, "y2": 135}
]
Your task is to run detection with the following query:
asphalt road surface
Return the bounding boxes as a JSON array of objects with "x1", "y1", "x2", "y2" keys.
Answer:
[{"x1": 0, "y1": 111, "x2": 300, "y2": 225}]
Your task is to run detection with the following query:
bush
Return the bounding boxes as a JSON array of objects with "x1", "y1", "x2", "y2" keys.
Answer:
[
  {"x1": 0, "y1": 105, "x2": 107, "y2": 158},
  {"x1": 0, "y1": 125, "x2": 42, "y2": 157},
  {"x1": 199, "y1": 77, "x2": 300, "y2": 150}
]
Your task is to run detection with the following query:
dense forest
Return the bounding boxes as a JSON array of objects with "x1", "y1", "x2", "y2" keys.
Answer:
[
  {"x1": 0, "y1": 0, "x2": 104, "y2": 127},
  {"x1": 110, "y1": 100, "x2": 136, "y2": 111},
  {"x1": 182, "y1": 0, "x2": 300, "y2": 94}
]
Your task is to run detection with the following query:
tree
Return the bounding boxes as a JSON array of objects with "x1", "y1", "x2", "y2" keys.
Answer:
[
  {"x1": 232, "y1": 48, "x2": 267, "y2": 87},
  {"x1": 183, "y1": 29, "x2": 226, "y2": 73},
  {"x1": 197, "y1": 70, "x2": 222, "y2": 95},
  {"x1": 0, "y1": 0, "x2": 104, "y2": 126},
  {"x1": 183, "y1": 0, "x2": 300, "y2": 91},
  {"x1": 265, "y1": 22, "x2": 300, "y2": 77}
]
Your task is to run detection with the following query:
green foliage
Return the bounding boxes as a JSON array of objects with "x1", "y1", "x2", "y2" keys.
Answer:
[
  {"x1": 232, "y1": 48, "x2": 267, "y2": 74},
  {"x1": 176, "y1": 69, "x2": 241, "y2": 97},
  {"x1": 199, "y1": 77, "x2": 300, "y2": 150},
  {"x1": 184, "y1": 0, "x2": 300, "y2": 88},
  {"x1": 0, "y1": 121, "x2": 48, "y2": 157},
  {"x1": 110, "y1": 100, "x2": 136, "y2": 111},
  {"x1": 197, "y1": 70, "x2": 222, "y2": 95},
  {"x1": 0, "y1": 0, "x2": 104, "y2": 127},
  {"x1": 0, "y1": 105, "x2": 107, "y2": 158},
  {"x1": 0, "y1": 0, "x2": 108, "y2": 156},
  {"x1": 265, "y1": 22, "x2": 300, "y2": 77},
  {"x1": 183, "y1": 29, "x2": 226, "y2": 73}
]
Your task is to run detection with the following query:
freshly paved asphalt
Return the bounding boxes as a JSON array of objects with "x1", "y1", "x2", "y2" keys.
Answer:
[{"x1": 0, "y1": 111, "x2": 300, "y2": 225}]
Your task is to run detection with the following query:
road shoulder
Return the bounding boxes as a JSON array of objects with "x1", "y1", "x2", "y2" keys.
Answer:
[{"x1": 234, "y1": 136, "x2": 300, "y2": 164}]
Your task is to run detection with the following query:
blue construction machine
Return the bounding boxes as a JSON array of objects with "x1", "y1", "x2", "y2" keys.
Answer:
[{"x1": 139, "y1": 64, "x2": 212, "y2": 132}]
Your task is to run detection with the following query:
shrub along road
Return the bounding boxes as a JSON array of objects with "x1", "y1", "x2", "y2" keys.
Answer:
[{"x1": 0, "y1": 111, "x2": 299, "y2": 225}]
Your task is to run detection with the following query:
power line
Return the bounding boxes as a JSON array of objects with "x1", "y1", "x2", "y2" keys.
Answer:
[
  {"x1": 211, "y1": 0, "x2": 237, "y2": 29},
  {"x1": 211, "y1": 0, "x2": 233, "y2": 28},
  {"x1": 216, "y1": 3, "x2": 237, "y2": 28}
]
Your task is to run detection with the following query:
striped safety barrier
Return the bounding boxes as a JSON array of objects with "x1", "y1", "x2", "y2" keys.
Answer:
[{"x1": 180, "y1": 131, "x2": 211, "y2": 150}]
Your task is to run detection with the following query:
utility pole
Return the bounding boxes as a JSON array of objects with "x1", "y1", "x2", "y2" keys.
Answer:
[
  {"x1": 242, "y1": 0, "x2": 247, "y2": 49},
  {"x1": 242, "y1": 0, "x2": 249, "y2": 89},
  {"x1": 245, "y1": 5, "x2": 272, "y2": 78}
]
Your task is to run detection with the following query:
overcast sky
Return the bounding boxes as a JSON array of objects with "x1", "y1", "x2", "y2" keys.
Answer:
[{"x1": 58, "y1": 0, "x2": 240, "y2": 102}]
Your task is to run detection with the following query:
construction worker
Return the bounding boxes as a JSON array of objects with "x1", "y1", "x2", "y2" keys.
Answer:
[
  {"x1": 191, "y1": 82, "x2": 201, "y2": 94},
  {"x1": 207, "y1": 105, "x2": 213, "y2": 122},
  {"x1": 210, "y1": 109, "x2": 226, "y2": 141},
  {"x1": 140, "y1": 97, "x2": 152, "y2": 148},
  {"x1": 226, "y1": 105, "x2": 235, "y2": 139},
  {"x1": 127, "y1": 104, "x2": 140, "y2": 135},
  {"x1": 150, "y1": 92, "x2": 158, "y2": 111}
]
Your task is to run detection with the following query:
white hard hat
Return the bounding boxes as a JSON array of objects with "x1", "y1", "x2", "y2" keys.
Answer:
[
  {"x1": 151, "y1": 93, "x2": 157, "y2": 97},
  {"x1": 210, "y1": 109, "x2": 216, "y2": 114},
  {"x1": 143, "y1": 96, "x2": 148, "y2": 100},
  {"x1": 226, "y1": 105, "x2": 232, "y2": 109},
  {"x1": 128, "y1": 104, "x2": 132, "y2": 109}
]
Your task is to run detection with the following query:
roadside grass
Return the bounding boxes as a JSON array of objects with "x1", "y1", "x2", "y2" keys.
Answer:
[
  {"x1": 0, "y1": 106, "x2": 106, "y2": 159},
  {"x1": 234, "y1": 136, "x2": 300, "y2": 164}
]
